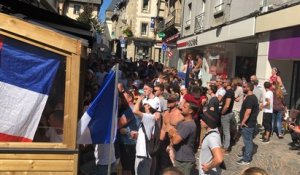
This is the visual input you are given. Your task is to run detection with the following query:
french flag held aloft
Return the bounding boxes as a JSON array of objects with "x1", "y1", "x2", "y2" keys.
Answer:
[
  {"x1": 0, "y1": 35, "x2": 61, "y2": 142},
  {"x1": 77, "y1": 67, "x2": 118, "y2": 144}
]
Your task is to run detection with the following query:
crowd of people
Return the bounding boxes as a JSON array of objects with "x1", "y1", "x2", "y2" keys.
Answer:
[{"x1": 77, "y1": 54, "x2": 300, "y2": 175}]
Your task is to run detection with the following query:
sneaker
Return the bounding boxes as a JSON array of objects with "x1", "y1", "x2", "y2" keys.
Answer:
[
  {"x1": 289, "y1": 146, "x2": 300, "y2": 150},
  {"x1": 262, "y1": 138, "x2": 270, "y2": 144},
  {"x1": 236, "y1": 159, "x2": 250, "y2": 165},
  {"x1": 278, "y1": 134, "x2": 284, "y2": 139}
]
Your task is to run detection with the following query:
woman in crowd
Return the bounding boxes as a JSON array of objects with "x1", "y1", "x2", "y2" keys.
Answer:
[{"x1": 272, "y1": 82, "x2": 286, "y2": 138}]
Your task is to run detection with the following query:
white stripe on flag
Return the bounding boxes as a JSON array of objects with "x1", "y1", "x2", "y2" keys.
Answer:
[
  {"x1": 0, "y1": 81, "x2": 47, "y2": 140},
  {"x1": 77, "y1": 112, "x2": 92, "y2": 144}
]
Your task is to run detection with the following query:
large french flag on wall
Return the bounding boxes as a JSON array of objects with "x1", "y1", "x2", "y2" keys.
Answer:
[
  {"x1": 0, "y1": 35, "x2": 60, "y2": 142},
  {"x1": 77, "y1": 68, "x2": 118, "y2": 144}
]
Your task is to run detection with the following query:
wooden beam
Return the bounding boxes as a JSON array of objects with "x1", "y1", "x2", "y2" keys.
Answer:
[
  {"x1": 0, "y1": 154, "x2": 75, "y2": 160},
  {"x1": 0, "y1": 143, "x2": 67, "y2": 149},
  {"x1": 0, "y1": 172, "x2": 73, "y2": 175},
  {"x1": 0, "y1": 13, "x2": 80, "y2": 54},
  {"x1": 0, "y1": 160, "x2": 74, "y2": 171},
  {"x1": 64, "y1": 53, "x2": 81, "y2": 149},
  {"x1": 0, "y1": 31, "x2": 70, "y2": 57}
]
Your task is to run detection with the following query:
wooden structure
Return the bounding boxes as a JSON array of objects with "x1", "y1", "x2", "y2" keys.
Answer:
[{"x1": 0, "y1": 12, "x2": 86, "y2": 174}]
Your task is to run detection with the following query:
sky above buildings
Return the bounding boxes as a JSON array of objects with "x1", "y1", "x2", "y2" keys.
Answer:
[{"x1": 99, "y1": 0, "x2": 111, "y2": 22}]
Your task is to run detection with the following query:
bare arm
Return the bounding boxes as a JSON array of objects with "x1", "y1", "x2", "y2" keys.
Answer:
[
  {"x1": 241, "y1": 108, "x2": 252, "y2": 127},
  {"x1": 133, "y1": 96, "x2": 144, "y2": 118},
  {"x1": 277, "y1": 76, "x2": 283, "y2": 86},
  {"x1": 168, "y1": 128, "x2": 183, "y2": 145},
  {"x1": 201, "y1": 147, "x2": 224, "y2": 172}
]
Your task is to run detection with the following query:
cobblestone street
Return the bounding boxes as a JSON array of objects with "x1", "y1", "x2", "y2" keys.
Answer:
[{"x1": 222, "y1": 134, "x2": 300, "y2": 175}]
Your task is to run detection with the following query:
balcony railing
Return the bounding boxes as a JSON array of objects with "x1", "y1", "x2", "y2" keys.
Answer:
[
  {"x1": 165, "y1": 9, "x2": 182, "y2": 29},
  {"x1": 194, "y1": 12, "x2": 205, "y2": 33}
]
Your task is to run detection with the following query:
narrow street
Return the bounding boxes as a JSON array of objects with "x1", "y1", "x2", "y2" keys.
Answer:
[{"x1": 222, "y1": 134, "x2": 300, "y2": 175}]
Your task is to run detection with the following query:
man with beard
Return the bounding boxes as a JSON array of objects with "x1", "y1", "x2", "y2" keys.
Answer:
[
  {"x1": 159, "y1": 94, "x2": 184, "y2": 171},
  {"x1": 237, "y1": 82, "x2": 259, "y2": 165},
  {"x1": 168, "y1": 101, "x2": 198, "y2": 175}
]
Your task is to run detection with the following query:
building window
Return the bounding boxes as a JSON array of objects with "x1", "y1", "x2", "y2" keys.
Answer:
[
  {"x1": 185, "y1": 3, "x2": 192, "y2": 29},
  {"x1": 142, "y1": 0, "x2": 150, "y2": 12},
  {"x1": 73, "y1": 4, "x2": 81, "y2": 15},
  {"x1": 141, "y1": 23, "x2": 148, "y2": 36},
  {"x1": 215, "y1": 0, "x2": 223, "y2": 12}
]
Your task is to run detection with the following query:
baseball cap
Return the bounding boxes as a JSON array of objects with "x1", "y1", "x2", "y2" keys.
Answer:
[{"x1": 143, "y1": 97, "x2": 160, "y2": 111}]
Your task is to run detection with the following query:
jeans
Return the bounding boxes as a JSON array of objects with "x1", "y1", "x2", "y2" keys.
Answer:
[
  {"x1": 241, "y1": 127, "x2": 254, "y2": 162},
  {"x1": 221, "y1": 112, "x2": 234, "y2": 149},
  {"x1": 272, "y1": 111, "x2": 283, "y2": 135}
]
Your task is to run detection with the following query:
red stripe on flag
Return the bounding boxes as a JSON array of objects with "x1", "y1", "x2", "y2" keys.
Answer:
[{"x1": 0, "y1": 133, "x2": 32, "y2": 142}]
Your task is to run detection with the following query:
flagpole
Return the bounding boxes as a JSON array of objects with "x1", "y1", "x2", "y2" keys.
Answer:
[{"x1": 108, "y1": 63, "x2": 119, "y2": 175}]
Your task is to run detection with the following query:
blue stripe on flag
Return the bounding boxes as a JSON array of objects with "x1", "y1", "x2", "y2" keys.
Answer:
[
  {"x1": 86, "y1": 70, "x2": 118, "y2": 144},
  {"x1": 0, "y1": 36, "x2": 61, "y2": 94}
]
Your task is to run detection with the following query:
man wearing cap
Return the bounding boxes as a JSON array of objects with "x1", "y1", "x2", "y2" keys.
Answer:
[
  {"x1": 159, "y1": 94, "x2": 184, "y2": 171},
  {"x1": 133, "y1": 94, "x2": 161, "y2": 175},
  {"x1": 168, "y1": 101, "x2": 198, "y2": 175},
  {"x1": 199, "y1": 110, "x2": 224, "y2": 175}
]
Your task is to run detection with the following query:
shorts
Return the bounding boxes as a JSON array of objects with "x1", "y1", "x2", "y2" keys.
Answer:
[{"x1": 263, "y1": 113, "x2": 272, "y2": 132}]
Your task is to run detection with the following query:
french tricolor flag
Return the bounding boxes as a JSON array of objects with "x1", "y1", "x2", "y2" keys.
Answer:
[
  {"x1": 77, "y1": 67, "x2": 118, "y2": 144},
  {"x1": 0, "y1": 35, "x2": 60, "y2": 142}
]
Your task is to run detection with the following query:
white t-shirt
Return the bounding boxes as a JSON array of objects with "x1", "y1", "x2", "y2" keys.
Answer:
[
  {"x1": 136, "y1": 113, "x2": 155, "y2": 158},
  {"x1": 216, "y1": 87, "x2": 226, "y2": 98},
  {"x1": 263, "y1": 90, "x2": 273, "y2": 113},
  {"x1": 233, "y1": 86, "x2": 244, "y2": 111},
  {"x1": 199, "y1": 128, "x2": 222, "y2": 175}
]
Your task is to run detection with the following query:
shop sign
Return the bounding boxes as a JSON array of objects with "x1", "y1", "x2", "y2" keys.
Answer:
[
  {"x1": 177, "y1": 36, "x2": 198, "y2": 48},
  {"x1": 166, "y1": 33, "x2": 180, "y2": 43}
]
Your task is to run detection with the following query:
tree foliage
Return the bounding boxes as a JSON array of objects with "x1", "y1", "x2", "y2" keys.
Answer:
[{"x1": 77, "y1": 4, "x2": 102, "y2": 33}]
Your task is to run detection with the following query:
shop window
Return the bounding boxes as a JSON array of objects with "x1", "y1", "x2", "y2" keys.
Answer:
[
  {"x1": 136, "y1": 46, "x2": 151, "y2": 60},
  {"x1": 141, "y1": 23, "x2": 148, "y2": 36},
  {"x1": 73, "y1": 4, "x2": 81, "y2": 15}
]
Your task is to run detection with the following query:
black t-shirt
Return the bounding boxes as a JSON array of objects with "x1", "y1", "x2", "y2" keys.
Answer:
[
  {"x1": 208, "y1": 96, "x2": 220, "y2": 114},
  {"x1": 221, "y1": 88, "x2": 235, "y2": 115},
  {"x1": 240, "y1": 94, "x2": 259, "y2": 128}
]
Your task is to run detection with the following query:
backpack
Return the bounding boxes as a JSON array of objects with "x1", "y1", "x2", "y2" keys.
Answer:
[{"x1": 141, "y1": 121, "x2": 161, "y2": 158}]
